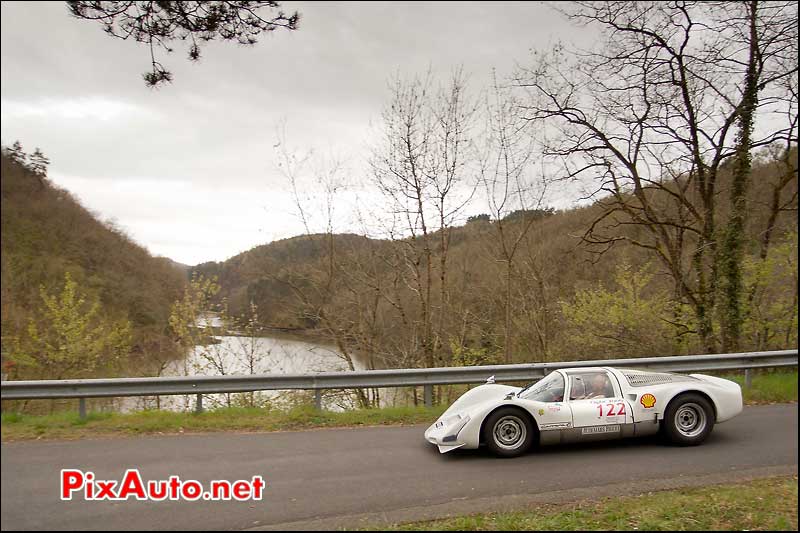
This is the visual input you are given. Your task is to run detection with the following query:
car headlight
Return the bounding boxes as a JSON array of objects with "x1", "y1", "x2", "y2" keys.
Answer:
[
  {"x1": 435, "y1": 414, "x2": 461, "y2": 429},
  {"x1": 440, "y1": 413, "x2": 471, "y2": 443}
]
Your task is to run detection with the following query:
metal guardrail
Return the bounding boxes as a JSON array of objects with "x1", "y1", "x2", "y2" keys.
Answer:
[{"x1": 1, "y1": 350, "x2": 796, "y2": 416}]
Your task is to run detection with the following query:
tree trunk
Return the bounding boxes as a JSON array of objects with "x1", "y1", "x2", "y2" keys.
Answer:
[
  {"x1": 720, "y1": 0, "x2": 760, "y2": 353},
  {"x1": 504, "y1": 259, "x2": 512, "y2": 364}
]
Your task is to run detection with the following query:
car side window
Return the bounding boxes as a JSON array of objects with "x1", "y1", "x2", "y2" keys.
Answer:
[{"x1": 569, "y1": 372, "x2": 615, "y2": 400}]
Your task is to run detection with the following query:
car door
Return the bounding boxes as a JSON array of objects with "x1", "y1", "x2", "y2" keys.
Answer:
[{"x1": 566, "y1": 370, "x2": 632, "y2": 439}]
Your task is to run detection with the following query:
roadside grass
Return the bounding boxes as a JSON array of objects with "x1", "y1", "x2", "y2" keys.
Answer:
[
  {"x1": 370, "y1": 476, "x2": 798, "y2": 531},
  {"x1": 1, "y1": 370, "x2": 794, "y2": 442},
  {"x1": 0, "y1": 404, "x2": 447, "y2": 441},
  {"x1": 721, "y1": 370, "x2": 798, "y2": 404}
]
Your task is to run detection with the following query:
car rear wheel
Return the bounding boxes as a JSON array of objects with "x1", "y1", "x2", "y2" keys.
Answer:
[
  {"x1": 662, "y1": 393, "x2": 715, "y2": 446},
  {"x1": 483, "y1": 407, "x2": 535, "y2": 458}
]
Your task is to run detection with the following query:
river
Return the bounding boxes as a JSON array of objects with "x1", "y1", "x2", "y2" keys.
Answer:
[{"x1": 121, "y1": 329, "x2": 391, "y2": 412}]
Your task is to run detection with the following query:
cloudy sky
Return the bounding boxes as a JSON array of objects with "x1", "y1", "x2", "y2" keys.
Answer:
[{"x1": 1, "y1": 1, "x2": 589, "y2": 265}]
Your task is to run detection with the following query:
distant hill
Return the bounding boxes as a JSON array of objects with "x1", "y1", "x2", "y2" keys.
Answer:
[
  {"x1": 0, "y1": 153, "x2": 186, "y2": 373},
  {"x1": 192, "y1": 233, "x2": 382, "y2": 328},
  {"x1": 161, "y1": 257, "x2": 191, "y2": 274},
  {"x1": 191, "y1": 205, "x2": 637, "y2": 333}
]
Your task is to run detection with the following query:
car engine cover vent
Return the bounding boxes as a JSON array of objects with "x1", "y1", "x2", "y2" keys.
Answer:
[{"x1": 620, "y1": 370, "x2": 699, "y2": 387}]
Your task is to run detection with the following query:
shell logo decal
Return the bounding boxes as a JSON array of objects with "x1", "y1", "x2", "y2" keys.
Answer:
[
  {"x1": 640, "y1": 394, "x2": 657, "y2": 409},
  {"x1": 538, "y1": 408, "x2": 545, "y2": 416}
]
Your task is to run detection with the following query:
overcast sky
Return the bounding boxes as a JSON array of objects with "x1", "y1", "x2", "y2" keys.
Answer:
[{"x1": 1, "y1": 1, "x2": 589, "y2": 265}]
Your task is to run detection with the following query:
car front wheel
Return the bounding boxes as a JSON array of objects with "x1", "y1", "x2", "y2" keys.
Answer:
[
  {"x1": 662, "y1": 393, "x2": 715, "y2": 446},
  {"x1": 483, "y1": 407, "x2": 535, "y2": 458}
]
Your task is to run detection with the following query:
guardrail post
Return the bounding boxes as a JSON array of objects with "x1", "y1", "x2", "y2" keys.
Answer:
[
  {"x1": 744, "y1": 369, "x2": 752, "y2": 389},
  {"x1": 424, "y1": 384, "x2": 433, "y2": 408},
  {"x1": 195, "y1": 393, "x2": 204, "y2": 414},
  {"x1": 78, "y1": 398, "x2": 86, "y2": 419},
  {"x1": 314, "y1": 389, "x2": 322, "y2": 411}
]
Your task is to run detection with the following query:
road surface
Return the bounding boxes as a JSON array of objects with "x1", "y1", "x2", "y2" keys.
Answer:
[{"x1": 1, "y1": 403, "x2": 797, "y2": 530}]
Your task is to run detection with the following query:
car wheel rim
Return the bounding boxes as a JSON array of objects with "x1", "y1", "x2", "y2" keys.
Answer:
[
  {"x1": 493, "y1": 415, "x2": 526, "y2": 450},
  {"x1": 674, "y1": 402, "x2": 707, "y2": 438}
]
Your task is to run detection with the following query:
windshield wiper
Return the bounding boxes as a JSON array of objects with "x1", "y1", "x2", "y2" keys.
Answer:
[{"x1": 517, "y1": 382, "x2": 535, "y2": 397}]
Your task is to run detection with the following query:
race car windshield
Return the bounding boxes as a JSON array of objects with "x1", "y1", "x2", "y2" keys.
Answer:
[{"x1": 518, "y1": 372, "x2": 565, "y2": 402}]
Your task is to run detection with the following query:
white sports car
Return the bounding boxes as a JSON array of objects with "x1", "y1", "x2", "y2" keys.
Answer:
[{"x1": 425, "y1": 367, "x2": 743, "y2": 457}]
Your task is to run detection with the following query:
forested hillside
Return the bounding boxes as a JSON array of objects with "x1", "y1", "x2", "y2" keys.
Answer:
[
  {"x1": 1, "y1": 151, "x2": 186, "y2": 379},
  {"x1": 194, "y1": 149, "x2": 797, "y2": 374},
  {"x1": 2, "y1": 141, "x2": 794, "y2": 384}
]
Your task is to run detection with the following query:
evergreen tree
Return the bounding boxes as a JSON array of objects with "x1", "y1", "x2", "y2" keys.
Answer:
[
  {"x1": 7, "y1": 140, "x2": 26, "y2": 166},
  {"x1": 68, "y1": 1, "x2": 300, "y2": 86},
  {"x1": 28, "y1": 148, "x2": 50, "y2": 178}
]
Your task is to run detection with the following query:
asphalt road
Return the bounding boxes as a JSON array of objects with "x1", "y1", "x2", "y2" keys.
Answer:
[{"x1": 1, "y1": 404, "x2": 797, "y2": 531}]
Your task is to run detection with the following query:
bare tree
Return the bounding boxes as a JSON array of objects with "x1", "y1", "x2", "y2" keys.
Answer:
[
  {"x1": 430, "y1": 69, "x2": 480, "y2": 367},
  {"x1": 515, "y1": 1, "x2": 798, "y2": 353},
  {"x1": 272, "y1": 125, "x2": 373, "y2": 407},
  {"x1": 371, "y1": 69, "x2": 477, "y2": 369},
  {"x1": 478, "y1": 72, "x2": 548, "y2": 362},
  {"x1": 717, "y1": 1, "x2": 798, "y2": 351}
]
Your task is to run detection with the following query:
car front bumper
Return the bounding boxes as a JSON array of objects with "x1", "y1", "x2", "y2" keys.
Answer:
[{"x1": 424, "y1": 414, "x2": 470, "y2": 453}]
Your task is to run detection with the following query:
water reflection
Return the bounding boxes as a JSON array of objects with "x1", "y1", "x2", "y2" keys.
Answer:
[{"x1": 123, "y1": 333, "x2": 393, "y2": 412}]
